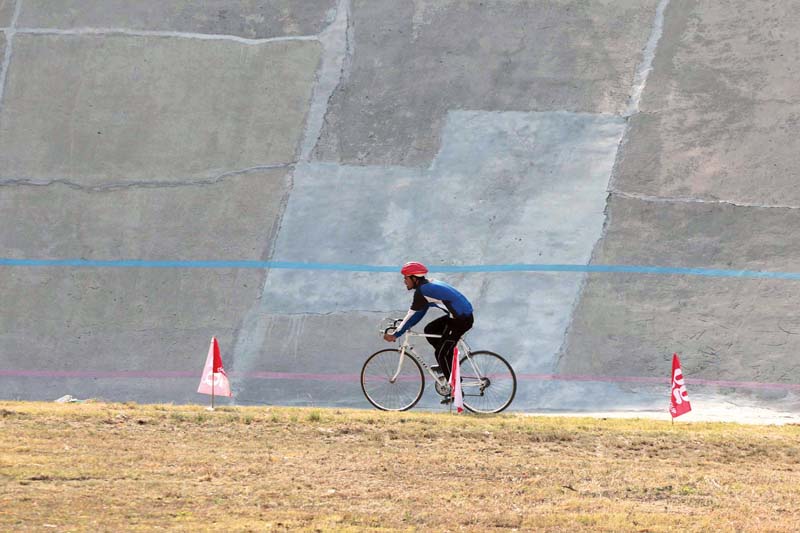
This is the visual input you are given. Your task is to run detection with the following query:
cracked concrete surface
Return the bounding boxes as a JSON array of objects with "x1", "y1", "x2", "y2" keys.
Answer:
[
  {"x1": 0, "y1": 1, "x2": 16, "y2": 27},
  {"x1": 609, "y1": 189, "x2": 800, "y2": 211},
  {"x1": 557, "y1": 0, "x2": 800, "y2": 413},
  {"x1": 0, "y1": 169, "x2": 289, "y2": 261},
  {"x1": 313, "y1": 0, "x2": 658, "y2": 167},
  {"x1": 1, "y1": 1, "x2": 799, "y2": 417},
  {"x1": 0, "y1": 34, "x2": 320, "y2": 184},
  {"x1": 611, "y1": 0, "x2": 800, "y2": 206},
  {"x1": 0, "y1": 163, "x2": 294, "y2": 191},
  {"x1": 17, "y1": 0, "x2": 338, "y2": 39}
]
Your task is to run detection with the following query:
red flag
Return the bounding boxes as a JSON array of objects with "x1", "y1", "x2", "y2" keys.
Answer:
[
  {"x1": 450, "y1": 346, "x2": 463, "y2": 413},
  {"x1": 669, "y1": 353, "x2": 691, "y2": 418},
  {"x1": 197, "y1": 337, "x2": 232, "y2": 397}
]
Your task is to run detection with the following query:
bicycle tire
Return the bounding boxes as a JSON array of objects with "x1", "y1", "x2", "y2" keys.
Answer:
[
  {"x1": 459, "y1": 350, "x2": 516, "y2": 414},
  {"x1": 361, "y1": 349, "x2": 425, "y2": 411}
]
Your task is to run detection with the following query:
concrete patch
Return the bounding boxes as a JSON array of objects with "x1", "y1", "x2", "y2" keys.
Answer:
[
  {"x1": 0, "y1": 1, "x2": 14, "y2": 27},
  {"x1": 232, "y1": 311, "x2": 385, "y2": 408},
  {"x1": 314, "y1": 0, "x2": 657, "y2": 166},
  {"x1": 0, "y1": 169, "x2": 289, "y2": 261},
  {"x1": 18, "y1": 0, "x2": 338, "y2": 39},
  {"x1": 0, "y1": 34, "x2": 320, "y2": 184},
  {"x1": 234, "y1": 111, "x2": 625, "y2": 403},
  {"x1": 0, "y1": 266, "x2": 266, "y2": 403},
  {"x1": 591, "y1": 196, "x2": 800, "y2": 272},
  {"x1": 269, "y1": 111, "x2": 624, "y2": 306},
  {"x1": 0, "y1": 170, "x2": 289, "y2": 403},
  {"x1": 613, "y1": 0, "x2": 800, "y2": 205},
  {"x1": 559, "y1": 273, "x2": 800, "y2": 399},
  {"x1": 559, "y1": 196, "x2": 800, "y2": 388}
]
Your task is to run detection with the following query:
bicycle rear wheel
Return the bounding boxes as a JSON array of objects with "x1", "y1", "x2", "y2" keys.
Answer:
[
  {"x1": 361, "y1": 349, "x2": 425, "y2": 411},
  {"x1": 460, "y1": 350, "x2": 516, "y2": 414}
]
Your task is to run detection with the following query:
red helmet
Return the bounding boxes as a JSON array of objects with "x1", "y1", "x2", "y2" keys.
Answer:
[{"x1": 401, "y1": 261, "x2": 428, "y2": 276}]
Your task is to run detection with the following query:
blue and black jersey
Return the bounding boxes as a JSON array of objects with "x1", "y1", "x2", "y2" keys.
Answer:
[{"x1": 393, "y1": 279, "x2": 473, "y2": 339}]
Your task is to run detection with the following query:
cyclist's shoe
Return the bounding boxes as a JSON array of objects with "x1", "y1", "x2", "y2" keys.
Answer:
[
  {"x1": 440, "y1": 397, "x2": 453, "y2": 405},
  {"x1": 430, "y1": 365, "x2": 442, "y2": 373}
]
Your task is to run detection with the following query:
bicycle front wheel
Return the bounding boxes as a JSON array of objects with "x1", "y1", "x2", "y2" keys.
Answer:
[
  {"x1": 460, "y1": 350, "x2": 516, "y2": 414},
  {"x1": 361, "y1": 349, "x2": 425, "y2": 411}
]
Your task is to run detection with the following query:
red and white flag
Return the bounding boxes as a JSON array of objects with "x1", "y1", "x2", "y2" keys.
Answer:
[
  {"x1": 197, "y1": 337, "x2": 232, "y2": 397},
  {"x1": 450, "y1": 346, "x2": 463, "y2": 413},
  {"x1": 669, "y1": 353, "x2": 691, "y2": 418}
]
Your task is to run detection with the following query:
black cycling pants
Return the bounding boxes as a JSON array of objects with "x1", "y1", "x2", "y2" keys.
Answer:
[{"x1": 423, "y1": 314, "x2": 474, "y2": 380}]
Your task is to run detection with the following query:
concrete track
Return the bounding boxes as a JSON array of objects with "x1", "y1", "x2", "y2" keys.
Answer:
[{"x1": 1, "y1": 0, "x2": 798, "y2": 419}]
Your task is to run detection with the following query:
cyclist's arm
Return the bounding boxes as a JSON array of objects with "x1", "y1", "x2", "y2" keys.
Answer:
[{"x1": 393, "y1": 307, "x2": 427, "y2": 339}]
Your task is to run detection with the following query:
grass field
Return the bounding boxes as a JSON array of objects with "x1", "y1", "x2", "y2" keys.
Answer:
[{"x1": 1, "y1": 401, "x2": 799, "y2": 532}]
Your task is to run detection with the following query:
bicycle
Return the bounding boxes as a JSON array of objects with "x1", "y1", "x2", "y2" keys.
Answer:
[{"x1": 360, "y1": 318, "x2": 517, "y2": 413}]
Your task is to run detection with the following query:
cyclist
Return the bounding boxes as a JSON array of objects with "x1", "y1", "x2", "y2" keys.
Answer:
[{"x1": 383, "y1": 261, "x2": 474, "y2": 381}]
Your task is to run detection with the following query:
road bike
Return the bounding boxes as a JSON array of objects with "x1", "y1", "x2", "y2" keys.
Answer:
[{"x1": 360, "y1": 318, "x2": 516, "y2": 413}]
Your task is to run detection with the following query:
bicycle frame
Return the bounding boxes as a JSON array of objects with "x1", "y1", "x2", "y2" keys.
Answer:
[
  {"x1": 366, "y1": 318, "x2": 515, "y2": 412},
  {"x1": 391, "y1": 330, "x2": 475, "y2": 390}
]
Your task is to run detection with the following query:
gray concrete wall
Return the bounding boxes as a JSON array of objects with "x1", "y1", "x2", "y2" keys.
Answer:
[
  {"x1": 18, "y1": 0, "x2": 337, "y2": 39},
  {"x1": 1, "y1": 0, "x2": 799, "y2": 416},
  {"x1": 558, "y1": 0, "x2": 800, "y2": 413}
]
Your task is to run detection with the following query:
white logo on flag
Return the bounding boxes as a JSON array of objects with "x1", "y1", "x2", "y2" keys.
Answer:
[
  {"x1": 672, "y1": 368, "x2": 689, "y2": 404},
  {"x1": 204, "y1": 371, "x2": 226, "y2": 387}
]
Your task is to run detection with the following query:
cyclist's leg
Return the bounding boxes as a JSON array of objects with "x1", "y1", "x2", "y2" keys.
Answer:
[
  {"x1": 424, "y1": 315, "x2": 448, "y2": 353},
  {"x1": 435, "y1": 314, "x2": 473, "y2": 380}
]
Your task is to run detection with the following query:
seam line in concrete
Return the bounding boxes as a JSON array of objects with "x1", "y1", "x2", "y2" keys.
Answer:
[
  {"x1": 562, "y1": 0, "x2": 673, "y2": 369},
  {"x1": 0, "y1": 163, "x2": 295, "y2": 191},
  {"x1": 299, "y1": 0, "x2": 349, "y2": 162},
  {"x1": 230, "y1": 0, "x2": 352, "y2": 394},
  {"x1": 610, "y1": 189, "x2": 800, "y2": 210},
  {"x1": 557, "y1": 0, "x2": 693, "y2": 372},
  {"x1": 0, "y1": 0, "x2": 22, "y2": 109},
  {"x1": 12, "y1": 26, "x2": 320, "y2": 45},
  {"x1": 625, "y1": 0, "x2": 669, "y2": 117}
]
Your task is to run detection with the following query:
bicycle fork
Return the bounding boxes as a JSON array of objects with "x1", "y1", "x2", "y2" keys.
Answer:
[{"x1": 389, "y1": 345, "x2": 406, "y2": 384}]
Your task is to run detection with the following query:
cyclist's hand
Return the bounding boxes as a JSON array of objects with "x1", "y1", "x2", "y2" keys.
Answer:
[{"x1": 383, "y1": 333, "x2": 397, "y2": 342}]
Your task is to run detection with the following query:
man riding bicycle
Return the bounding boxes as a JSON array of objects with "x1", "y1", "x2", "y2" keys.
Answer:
[{"x1": 383, "y1": 261, "x2": 474, "y2": 381}]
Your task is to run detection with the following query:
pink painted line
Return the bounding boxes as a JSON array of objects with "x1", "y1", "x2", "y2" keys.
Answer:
[
  {"x1": 519, "y1": 373, "x2": 800, "y2": 391},
  {"x1": 689, "y1": 378, "x2": 800, "y2": 391},
  {"x1": 2, "y1": 369, "x2": 800, "y2": 391},
  {"x1": 245, "y1": 371, "x2": 358, "y2": 382},
  {"x1": 519, "y1": 373, "x2": 667, "y2": 385},
  {"x1": 0, "y1": 370, "x2": 195, "y2": 378}
]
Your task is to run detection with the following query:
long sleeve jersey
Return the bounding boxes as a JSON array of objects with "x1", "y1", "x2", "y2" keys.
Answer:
[{"x1": 393, "y1": 278, "x2": 473, "y2": 339}]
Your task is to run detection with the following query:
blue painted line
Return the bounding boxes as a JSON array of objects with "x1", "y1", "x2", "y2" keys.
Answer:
[
  {"x1": 2, "y1": 257, "x2": 800, "y2": 280},
  {"x1": 0, "y1": 258, "x2": 396, "y2": 272},
  {"x1": 436, "y1": 264, "x2": 800, "y2": 280}
]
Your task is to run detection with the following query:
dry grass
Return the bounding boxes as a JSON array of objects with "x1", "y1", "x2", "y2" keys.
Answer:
[{"x1": 1, "y1": 401, "x2": 799, "y2": 532}]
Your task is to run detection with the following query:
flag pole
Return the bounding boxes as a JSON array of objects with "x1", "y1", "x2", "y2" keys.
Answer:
[{"x1": 211, "y1": 368, "x2": 215, "y2": 411}]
